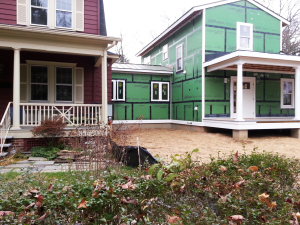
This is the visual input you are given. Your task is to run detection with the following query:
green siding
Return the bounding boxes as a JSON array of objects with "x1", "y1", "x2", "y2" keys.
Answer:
[{"x1": 205, "y1": 27, "x2": 225, "y2": 52}]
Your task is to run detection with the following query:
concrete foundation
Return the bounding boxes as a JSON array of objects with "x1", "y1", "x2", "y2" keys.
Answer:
[
  {"x1": 232, "y1": 130, "x2": 248, "y2": 141},
  {"x1": 171, "y1": 124, "x2": 205, "y2": 132},
  {"x1": 291, "y1": 129, "x2": 300, "y2": 138}
]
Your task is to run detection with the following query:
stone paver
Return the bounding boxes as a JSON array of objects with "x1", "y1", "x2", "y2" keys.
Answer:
[
  {"x1": 43, "y1": 165, "x2": 62, "y2": 170},
  {"x1": 0, "y1": 168, "x2": 21, "y2": 173},
  {"x1": 33, "y1": 161, "x2": 55, "y2": 166},
  {"x1": 16, "y1": 160, "x2": 32, "y2": 164},
  {"x1": 6, "y1": 164, "x2": 32, "y2": 168},
  {"x1": 28, "y1": 157, "x2": 47, "y2": 161}
]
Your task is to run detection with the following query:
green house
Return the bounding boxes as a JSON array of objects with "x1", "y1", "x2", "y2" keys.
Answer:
[{"x1": 113, "y1": 0, "x2": 300, "y2": 140}]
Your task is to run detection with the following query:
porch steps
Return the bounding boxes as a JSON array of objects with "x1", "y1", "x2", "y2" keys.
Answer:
[{"x1": 0, "y1": 136, "x2": 13, "y2": 152}]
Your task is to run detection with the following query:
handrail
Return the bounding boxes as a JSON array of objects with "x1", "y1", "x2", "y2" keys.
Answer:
[{"x1": 0, "y1": 102, "x2": 12, "y2": 154}]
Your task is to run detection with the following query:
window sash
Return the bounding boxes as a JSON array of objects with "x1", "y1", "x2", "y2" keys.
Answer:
[
  {"x1": 56, "y1": 0, "x2": 72, "y2": 28},
  {"x1": 176, "y1": 44, "x2": 183, "y2": 71},
  {"x1": 237, "y1": 22, "x2": 253, "y2": 51},
  {"x1": 56, "y1": 67, "x2": 73, "y2": 102},
  {"x1": 151, "y1": 82, "x2": 169, "y2": 101},
  {"x1": 281, "y1": 79, "x2": 294, "y2": 108},
  {"x1": 30, "y1": 65, "x2": 48, "y2": 101},
  {"x1": 112, "y1": 80, "x2": 125, "y2": 101},
  {"x1": 31, "y1": 0, "x2": 48, "y2": 26},
  {"x1": 163, "y1": 44, "x2": 168, "y2": 60}
]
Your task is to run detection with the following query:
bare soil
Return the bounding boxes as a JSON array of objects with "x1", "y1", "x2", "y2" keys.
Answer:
[{"x1": 126, "y1": 128, "x2": 300, "y2": 163}]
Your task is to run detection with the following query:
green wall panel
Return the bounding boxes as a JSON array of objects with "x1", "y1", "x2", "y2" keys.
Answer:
[
  {"x1": 206, "y1": 4, "x2": 245, "y2": 29},
  {"x1": 173, "y1": 103, "x2": 194, "y2": 121},
  {"x1": 265, "y1": 80, "x2": 280, "y2": 101},
  {"x1": 256, "y1": 79, "x2": 264, "y2": 101},
  {"x1": 152, "y1": 75, "x2": 170, "y2": 81},
  {"x1": 193, "y1": 102, "x2": 202, "y2": 122},
  {"x1": 169, "y1": 44, "x2": 176, "y2": 64},
  {"x1": 174, "y1": 72, "x2": 185, "y2": 82},
  {"x1": 114, "y1": 104, "x2": 132, "y2": 120},
  {"x1": 133, "y1": 74, "x2": 151, "y2": 83},
  {"x1": 206, "y1": 69, "x2": 224, "y2": 77},
  {"x1": 256, "y1": 103, "x2": 281, "y2": 115},
  {"x1": 194, "y1": 53, "x2": 202, "y2": 77},
  {"x1": 206, "y1": 27, "x2": 225, "y2": 52},
  {"x1": 205, "y1": 77, "x2": 225, "y2": 100},
  {"x1": 183, "y1": 78, "x2": 201, "y2": 101},
  {"x1": 133, "y1": 104, "x2": 150, "y2": 120},
  {"x1": 205, "y1": 102, "x2": 229, "y2": 115},
  {"x1": 233, "y1": 0, "x2": 246, "y2": 6},
  {"x1": 226, "y1": 30, "x2": 236, "y2": 52},
  {"x1": 155, "y1": 53, "x2": 163, "y2": 65},
  {"x1": 151, "y1": 104, "x2": 169, "y2": 119},
  {"x1": 268, "y1": 73, "x2": 281, "y2": 79},
  {"x1": 265, "y1": 34, "x2": 280, "y2": 53},
  {"x1": 184, "y1": 57, "x2": 194, "y2": 79},
  {"x1": 151, "y1": 57, "x2": 156, "y2": 65},
  {"x1": 187, "y1": 29, "x2": 202, "y2": 55},
  {"x1": 193, "y1": 15, "x2": 202, "y2": 28},
  {"x1": 112, "y1": 73, "x2": 132, "y2": 82},
  {"x1": 174, "y1": 22, "x2": 193, "y2": 43},
  {"x1": 253, "y1": 33, "x2": 264, "y2": 52},
  {"x1": 172, "y1": 83, "x2": 182, "y2": 102},
  {"x1": 126, "y1": 83, "x2": 150, "y2": 102}
]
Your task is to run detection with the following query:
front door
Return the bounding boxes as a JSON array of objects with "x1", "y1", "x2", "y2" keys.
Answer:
[{"x1": 231, "y1": 77, "x2": 256, "y2": 119}]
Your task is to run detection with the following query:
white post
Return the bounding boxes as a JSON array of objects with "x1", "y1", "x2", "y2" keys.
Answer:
[
  {"x1": 12, "y1": 48, "x2": 21, "y2": 129},
  {"x1": 236, "y1": 62, "x2": 244, "y2": 122},
  {"x1": 101, "y1": 52, "x2": 108, "y2": 124},
  {"x1": 294, "y1": 66, "x2": 300, "y2": 120}
]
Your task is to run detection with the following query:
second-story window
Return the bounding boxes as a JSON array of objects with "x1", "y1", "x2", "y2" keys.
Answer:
[
  {"x1": 237, "y1": 22, "x2": 253, "y2": 51},
  {"x1": 176, "y1": 44, "x2": 183, "y2": 72},
  {"x1": 31, "y1": 0, "x2": 48, "y2": 26},
  {"x1": 56, "y1": 0, "x2": 73, "y2": 28},
  {"x1": 144, "y1": 56, "x2": 151, "y2": 65},
  {"x1": 163, "y1": 44, "x2": 169, "y2": 61}
]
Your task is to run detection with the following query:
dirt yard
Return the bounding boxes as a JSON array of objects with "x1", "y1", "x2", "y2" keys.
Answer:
[{"x1": 126, "y1": 128, "x2": 300, "y2": 163}]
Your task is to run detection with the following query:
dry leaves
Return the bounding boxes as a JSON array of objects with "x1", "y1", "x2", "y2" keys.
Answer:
[
  {"x1": 78, "y1": 197, "x2": 88, "y2": 209},
  {"x1": 228, "y1": 215, "x2": 245, "y2": 224},
  {"x1": 120, "y1": 197, "x2": 138, "y2": 205},
  {"x1": 220, "y1": 166, "x2": 228, "y2": 172},
  {"x1": 233, "y1": 151, "x2": 239, "y2": 163},
  {"x1": 166, "y1": 215, "x2": 183, "y2": 224},
  {"x1": 249, "y1": 166, "x2": 259, "y2": 172},
  {"x1": 0, "y1": 211, "x2": 14, "y2": 218}
]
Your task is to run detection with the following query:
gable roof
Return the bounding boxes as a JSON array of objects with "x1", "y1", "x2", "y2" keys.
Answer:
[{"x1": 136, "y1": 0, "x2": 290, "y2": 57}]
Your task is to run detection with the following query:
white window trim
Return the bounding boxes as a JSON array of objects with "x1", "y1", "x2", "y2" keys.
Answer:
[
  {"x1": 55, "y1": 67, "x2": 73, "y2": 103},
  {"x1": 151, "y1": 81, "x2": 169, "y2": 102},
  {"x1": 176, "y1": 44, "x2": 183, "y2": 72},
  {"x1": 281, "y1": 78, "x2": 295, "y2": 109},
  {"x1": 144, "y1": 56, "x2": 151, "y2": 65},
  {"x1": 112, "y1": 80, "x2": 125, "y2": 101},
  {"x1": 236, "y1": 22, "x2": 253, "y2": 51},
  {"x1": 163, "y1": 44, "x2": 169, "y2": 61},
  {"x1": 30, "y1": 0, "x2": 49, "y2": 27},
  {"x1": 55, "y1": 0, "x2": 73, "y2": 29},
  {"x1": 30, "y1": 65, "x2": 49, "y2": 102}
]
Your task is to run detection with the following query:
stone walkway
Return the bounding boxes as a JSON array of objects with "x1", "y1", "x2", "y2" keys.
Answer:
[{"x1": 0, "y1": 157, "x2": 76, "y2": 173}]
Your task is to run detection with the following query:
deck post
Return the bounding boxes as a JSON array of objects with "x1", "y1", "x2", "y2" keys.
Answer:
[
  {"x1": 101, "y1": 51, "x2": 108, "y2": 124},
  {"x1": 294, "y1": 66, "x2": 300, "y2": 120},
  {"x1": 236, "y1": 62, "x2": 244, "y2": 121},
  {"x1": 11, "y1": 48, "x2": 21, "y2": 130}
]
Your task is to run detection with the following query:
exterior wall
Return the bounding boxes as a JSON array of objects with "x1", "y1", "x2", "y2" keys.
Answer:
[
  {"x1": 112, "y1": 72, "x2": 170, "y2": 120},
  {"x1": 0, "y1": 1, "x2": 16, "y2": 25},
  {"x1": 142, "y1": 14, "x2": 203, "y2": 122}
]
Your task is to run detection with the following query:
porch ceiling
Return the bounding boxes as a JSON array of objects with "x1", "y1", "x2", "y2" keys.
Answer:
[
  {"x1": 0, "y1": 24, "x2": 121, "y2": 57},
  {"x1": 204, "y1": 51, "x2": 300, "y2": 75}
]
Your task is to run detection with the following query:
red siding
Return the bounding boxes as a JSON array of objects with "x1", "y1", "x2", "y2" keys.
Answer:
[
  {"x1": 84, "y1": 0, "x2": 100, "y2": 35},
  {"x1": 0, "y1": 1, "x2": 16, "y2": 25}
]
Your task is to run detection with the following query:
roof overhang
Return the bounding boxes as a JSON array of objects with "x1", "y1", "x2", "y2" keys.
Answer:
[
  {"x1": 136, "y1": 0, "x2": 290, "y2": 57},
  {"x1": 112, "y1": 63, "x2": 173, "y2": 75},
  {"x1": 203, "y1": 51, "x2": 300, "y2": 75},
  {"x1": 0, "y1": 24, "x2": 122, "y2": 57},
  {"x1": 112, "y1": 67, "x2": 173, "y2": 75}
]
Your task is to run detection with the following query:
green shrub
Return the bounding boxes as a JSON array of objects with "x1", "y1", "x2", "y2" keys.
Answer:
[{"x1": 31, "y1": 146, "x2": 60, "y2": 160}]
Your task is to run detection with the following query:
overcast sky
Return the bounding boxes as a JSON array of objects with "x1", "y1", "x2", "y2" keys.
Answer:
[{"x1": 104, "y1": 0, "x2": 291, "y2": 64}]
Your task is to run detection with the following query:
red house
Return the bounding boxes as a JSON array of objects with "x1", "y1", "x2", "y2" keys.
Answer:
[{"x1": 0, "y1": 0, "x2": 121, "y2": 154}]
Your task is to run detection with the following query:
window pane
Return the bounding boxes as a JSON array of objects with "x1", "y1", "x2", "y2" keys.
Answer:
[
  {"x1": 240, "y1": 37, "x2": 249, "y2": 48},
  {"x1": 56, "y1": 11, "x2": 72, "y2": 28},
  {"x1": 118, "y1": 82, "x2": 124, "y2": 100},
  {"x1": 177, "y1": 59, "x2": 182, "y2": 71},
  {"x1": 56, "y1": 85, "x2": 72, "y2": 101},
  {"x1": 162, "y1": 84, "x2": 168, "y2": 100},
  {"x1": 31, "y1": 84, "x2": 48, "y2": 100},
  {"x1": 240, "y1": 25, "x2": 250, "y2": 37},
  {"x1": 31, "y1": 66, "x2": 47, "y2": 83},
  {"x1": 112, "y1": 82, "x2": 115, "y2": 99},
  {"x1": 31, "y1": 0, "x2": 48, "y2": 7},
  {"x1": 56, "y1": 68, "x2": 72, "y2": 84},
  {"x1": 283, "y1": 94, "x2": 292, "y2": 105},
  {"x1": 31, "y1": 8, "x2": 47, "y2": 25},
  {"x1": 56, "y1": 0, "x2": 72, "y2": 10},
  {"x1": 152, "y1": 83, "x2": 159, "y2": 100},
  {"x1": 283, "y1": 81, "x2": 293, "y2": 94}
]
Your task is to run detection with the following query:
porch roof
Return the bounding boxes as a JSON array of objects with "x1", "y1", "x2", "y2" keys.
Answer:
[{"x1": 203, "y1": 51, "x2": 300, "y2": 75}]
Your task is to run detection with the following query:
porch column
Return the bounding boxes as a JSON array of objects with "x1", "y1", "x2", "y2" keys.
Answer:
[
  {"x1": 294, "y1": 66, "x2": 300, "y2": 120},
  {"x1": 101, "y1": 51, "x2": 108, "y2": 124},
  {"x1": 11, "y1": 48, "x2": 21, "y2": 129},
  {"x1": 236, "y1": 62, "x2": 244, "y2": 121}
]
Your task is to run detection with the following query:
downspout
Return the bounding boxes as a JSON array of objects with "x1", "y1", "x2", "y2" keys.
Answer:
[{"x1": 101, "y1": 41, "x2": 117, "y2": 123}]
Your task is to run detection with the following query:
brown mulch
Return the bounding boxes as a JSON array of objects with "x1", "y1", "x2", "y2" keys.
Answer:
[{"x1": 125, "y1": 128, "x2": 300, "y2": 163}]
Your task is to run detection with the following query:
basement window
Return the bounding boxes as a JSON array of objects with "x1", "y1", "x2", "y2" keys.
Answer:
[
  {"x1": 163, "y1": 44, "x2": 169, "y2": 61},
  {"x1": 151, "y1": 82, "x2": 169, "y2": 101},
  {"x1": 176, "y1": 44, "x2": 183, "y2": 72},
  {"x1": 112, "y1": 80, "x2": 125, "y2": 101},
  {"x1": 236, "y1": 22, "x2": 253, "y2": 51},
  {"x1": 281, "y1": 78, "x2": 294, "y2": 109}
]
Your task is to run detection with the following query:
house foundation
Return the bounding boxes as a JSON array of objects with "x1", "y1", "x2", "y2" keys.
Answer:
[
  {"x1": 291, "y1": 129, "x2": 300, "y2": 139},
  {"x1": 232, "y1": 130, "x2": 248, "y2": 141}
]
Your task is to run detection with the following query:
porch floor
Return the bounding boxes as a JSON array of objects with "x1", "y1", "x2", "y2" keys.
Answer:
[{"x1": 204, "y1": 117, "x2": 299, "y2": 123}]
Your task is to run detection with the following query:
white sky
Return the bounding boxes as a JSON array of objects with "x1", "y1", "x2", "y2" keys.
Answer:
[{"x1": 104, "y1": 0, "x2": 292, "y2": 64}]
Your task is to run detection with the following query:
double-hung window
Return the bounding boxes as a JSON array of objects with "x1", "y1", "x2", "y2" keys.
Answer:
[
  {"x1": 56, "y1": 0, "x2": 72, "y2": 28},
  {"x1": 281, "y1": 78, "x2": 294, "y2": 108},
  {"x1": 163, "y1": 44, "x2": 169, "y2": 61},
  {"x1": 176, "y1": 44, "x2": 183, "y2": 72},
  {"x1": 144, "y1": 56, "x2": 151, "y2": 65},
  {"x1": 31, "y1": 0, "x2": 48, "y2": 26},
  {"x1": 112, "y1": 80, "x2": 125, "y2": 101},
  {"x1": 30, "y1": 65, "x2": 48, "y2": 101},
  {"x1": 151, "y1": 82, "x2": 169, "y2": 101},
  {"x1": 56, "y1": 67, "x2": 73, "y2": 102},
  {"x1": 236, "y1": 22, "x2": 253, "y2": 51}
]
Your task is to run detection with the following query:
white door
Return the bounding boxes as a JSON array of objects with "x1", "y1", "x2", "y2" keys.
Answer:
[{"x1": 231, "y1": 77, "x2": 256, "y2": 119}]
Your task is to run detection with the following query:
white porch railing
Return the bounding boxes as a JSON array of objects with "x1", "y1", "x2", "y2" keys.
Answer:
[
  {"x1": 0, "y1": 102, "x2": 12, "y2": 154},
  {"x1": 20, "y1": 103, "x2": 102, "y2": 126}
]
